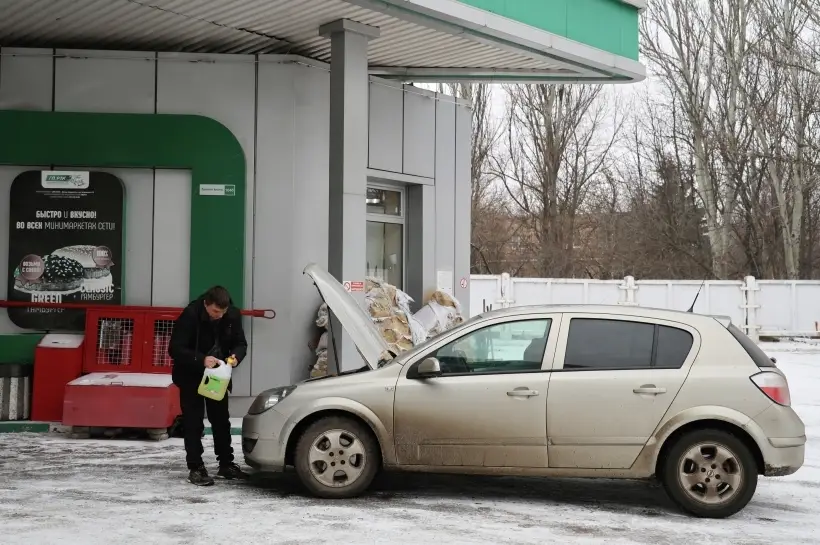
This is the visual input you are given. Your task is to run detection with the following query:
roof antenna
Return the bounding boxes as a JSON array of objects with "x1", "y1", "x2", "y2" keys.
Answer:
[{"x1": 687, "y1": 279, "x2": 706, "y2": 313}]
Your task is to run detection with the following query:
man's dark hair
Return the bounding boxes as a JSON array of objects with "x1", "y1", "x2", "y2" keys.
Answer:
[{"x1": 204, "y1": 286, "x2": 231, "y2": 309}]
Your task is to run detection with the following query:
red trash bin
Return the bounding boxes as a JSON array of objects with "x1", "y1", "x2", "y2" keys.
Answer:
[{"x1": 31, "y1": 334, "x2": 84, "y2": 422}]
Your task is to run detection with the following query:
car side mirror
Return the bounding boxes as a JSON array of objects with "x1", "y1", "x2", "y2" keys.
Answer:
[
  {"x1": 770, "y1": 357, "x2": 777, "y2": 364},
  {"x1": 416, "y1": 357, "x2": 442, "y2": 379}
]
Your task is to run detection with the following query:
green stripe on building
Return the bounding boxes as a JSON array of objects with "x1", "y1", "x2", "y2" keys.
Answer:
[
  {"x1": 0, "y1": 110, "x2": 246, "y2": 307},
  {"x1": 0, "y1": 110, "x2": 246, "y2": 364},
  {"x1": 457, "y1": 0, "x2": 640, "y2": 60}
]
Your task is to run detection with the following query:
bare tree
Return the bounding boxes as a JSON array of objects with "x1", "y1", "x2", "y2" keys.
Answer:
[
  {"x1": 725, "y1": 0, "x2": 819, "y2": 278},
  {"x1": 491, "y1": 84, "x2": 624, "y2": 277},
  {"x1": 620, "y1": 88, "x2": 715, "y2": 278},
  {"x1": 640, "y1": 0, "x2": 739, "y2": 278},
  {"x1": 440, "y1": 0, "x2": 820, "y2": 281},
  {"x1": 437, "y1": 83, "x2": 525, "y2": 274},
  {"x1": 635, "y1": 0, "x2": 820, "y2": 279}
]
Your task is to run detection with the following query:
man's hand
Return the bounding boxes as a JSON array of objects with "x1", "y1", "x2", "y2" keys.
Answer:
[{"x1": 204, "y1": 356, "x2": 219, "y2": 369}]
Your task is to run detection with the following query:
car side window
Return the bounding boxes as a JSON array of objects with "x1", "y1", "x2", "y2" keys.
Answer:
[
  {"x1": 563, "y1": 318, "x2": 693, "y2": 371},
  {"x1": 429, "y1": 319, "x2": 552, "y2": 376},
  {"x1": 564, "y1": 318, "x2": 654, "y2": 370}
]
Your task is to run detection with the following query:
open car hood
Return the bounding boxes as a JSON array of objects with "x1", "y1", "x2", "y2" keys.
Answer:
[{"x1": 303, "y1": 263, "x2": 392, "y2": 370}]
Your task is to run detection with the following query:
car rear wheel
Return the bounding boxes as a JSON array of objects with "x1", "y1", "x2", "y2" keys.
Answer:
[
  {"x1": 662, "y1": 429, "x2": 758, "y2": 518},
  {"x1": 294, "y1": 416, "x2": 380, "y2": 499}
]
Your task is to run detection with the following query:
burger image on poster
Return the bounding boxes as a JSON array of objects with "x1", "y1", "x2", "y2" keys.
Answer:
[
  {"x1": 52, "y1": 245, "x2": 114, "y2": 290},
  {"x1": 13, "y1": 253, "x2": 85, "y2": 294}
]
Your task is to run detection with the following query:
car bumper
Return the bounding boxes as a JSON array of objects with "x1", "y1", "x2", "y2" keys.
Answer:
[
  {"x1": 747, "y1": 403, "x2": 806, "y2": 477},
  {"x1": 242, "y1": 409, "x2": 288, "y2": 472},
  {"x1": 759, "y1": 436, "x2": 805, "y2": 477}
]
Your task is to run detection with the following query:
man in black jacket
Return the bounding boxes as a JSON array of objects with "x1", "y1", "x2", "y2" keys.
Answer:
[{"x1": 168, "y1": 286, "x2": 249, "y2": 486}]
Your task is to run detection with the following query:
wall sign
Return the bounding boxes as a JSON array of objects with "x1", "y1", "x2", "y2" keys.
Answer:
[
  {"x1": 199, "y1": 184, "x2": 236, "y2": 196},
  {"x1": 7, "y1": 170, "x2": 125, "y2": 330},
  {"x1": 41, "y1": 171, "x2": 90, "y2": 189},
  {"x1": 437, "y1": 270, "x2": 454, "y2": 296},
  {"x1": 343, "y1": 281, "x2": 365, "y2": 293}
]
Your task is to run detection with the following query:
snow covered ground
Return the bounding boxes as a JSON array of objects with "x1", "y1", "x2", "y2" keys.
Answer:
[{"x1": 1, "y1": 342, "x2": 817, "y2": 545}]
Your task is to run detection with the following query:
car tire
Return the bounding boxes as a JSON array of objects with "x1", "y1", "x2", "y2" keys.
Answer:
[
  {"x1": 294, "y1": 416, "x2": 381, "y2": 499},
  {"x1": 661, "y1": 429, "x2": 758, "y2": 518}
]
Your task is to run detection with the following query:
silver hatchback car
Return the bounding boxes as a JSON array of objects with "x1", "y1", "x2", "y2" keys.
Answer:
[{"x1": 242, "y1": 264, "x2": 805, "y2": 518}]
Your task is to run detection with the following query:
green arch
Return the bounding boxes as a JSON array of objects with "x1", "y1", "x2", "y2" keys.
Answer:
[{"x1": 0, "y1": 110, "x2": 246, "y2": 306}]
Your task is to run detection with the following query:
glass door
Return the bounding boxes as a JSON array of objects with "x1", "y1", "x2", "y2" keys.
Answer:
[{"x1": 365, "y1": 186, "x2": 404, "y2": 289}]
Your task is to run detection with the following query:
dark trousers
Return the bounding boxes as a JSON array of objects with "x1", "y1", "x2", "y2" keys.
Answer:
[{"x1": 179, "y1": 384, "x2": 234, "y2": 470}]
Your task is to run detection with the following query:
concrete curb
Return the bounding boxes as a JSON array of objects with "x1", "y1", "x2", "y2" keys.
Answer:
[{"x1": 0, "y1": 421, "x2": 52, "y2": 433}]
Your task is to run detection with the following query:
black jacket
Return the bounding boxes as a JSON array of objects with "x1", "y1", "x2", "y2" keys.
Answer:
[{"x1": 168, "y1": 295, "x2": 248, "y2": 388}]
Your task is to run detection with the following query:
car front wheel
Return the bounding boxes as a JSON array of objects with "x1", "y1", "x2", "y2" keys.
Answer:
[
  {"x1": 662, "y1": 429, "x2": 758, "y2": 518},
  {"x1": 294, "y1": 416, "x2": 380, "y2": 499}
]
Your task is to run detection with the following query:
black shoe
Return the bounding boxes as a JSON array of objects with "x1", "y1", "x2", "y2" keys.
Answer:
[
  {"x1": 188, "y1": 466, "x2": 215, "y2": 486},
  {"x1": 217, "y1": 462, "x2": 249, "y2": 480}
]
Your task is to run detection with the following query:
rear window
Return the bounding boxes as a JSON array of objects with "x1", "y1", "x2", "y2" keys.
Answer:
[
  {"x1": 655, "y1": 326, "x2": 695, "y2": 369},
  {"x1": 727, "y1": 323, "x2": 775, "y2": 367}
]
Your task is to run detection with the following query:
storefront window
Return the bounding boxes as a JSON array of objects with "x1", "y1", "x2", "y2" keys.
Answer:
[{"x1": 366, "y1": 186, "x2": 404, "y2": 289}]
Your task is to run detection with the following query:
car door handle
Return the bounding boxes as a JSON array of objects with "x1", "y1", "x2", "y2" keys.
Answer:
[
  {"x1": 633, "y1": 385, "x2": 667, "y2": 395},
  {"x1": 507, "y1": 388, "x2": 539, "y2": 398}
]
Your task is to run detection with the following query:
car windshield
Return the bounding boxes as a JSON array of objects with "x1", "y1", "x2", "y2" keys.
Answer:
[{"x1": 381, "y1": 312, "x2": 487, "y2": 366}]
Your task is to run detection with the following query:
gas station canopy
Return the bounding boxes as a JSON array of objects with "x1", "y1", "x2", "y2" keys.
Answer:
[{"x1": 0, "y1": 0, "x2": 645, "y2": 83}]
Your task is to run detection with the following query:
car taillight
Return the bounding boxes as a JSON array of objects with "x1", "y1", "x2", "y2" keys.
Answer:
[{"x1": 751, "y1": 371, "x2": 791, "y2": 406}]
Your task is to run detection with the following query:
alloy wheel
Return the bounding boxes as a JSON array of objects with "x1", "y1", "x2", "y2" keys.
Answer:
[
  {"x1": 678, "y1": 442, "x2": 744, "y2": 505},
  {"x1": 307, "y1": 428, "x2": 368, "y2": 488}
]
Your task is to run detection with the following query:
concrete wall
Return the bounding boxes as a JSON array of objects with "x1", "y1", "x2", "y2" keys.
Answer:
[{"x1": 0, "y1": 48, "x2": 471, "y2": 412}]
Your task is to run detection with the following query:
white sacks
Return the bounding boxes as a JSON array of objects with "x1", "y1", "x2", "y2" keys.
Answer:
[
  {"x1": 315, "y1": 303, "x2": 329, "y2": 329},
  {"x1": 310, "y1": 303, "x2": 330, "y2": 378},
  {"x1": 306, "y1": 281, "x2": 465, "y2": 378},
  {"x1": 316, "y1": 330, "x2": 328, "y2": 352},
  {"x1": 413, "y1": 290, "x2": 465, "y2": 340},
  {"x1": 363, "y1": 279, "x2": 466, "y2": 351},
  {"x1": 365, "y1": 277, "x2": 420, "y2": 355},
  {"x1": 312, "y1": 350, "x2": 329, "y2": 378}
]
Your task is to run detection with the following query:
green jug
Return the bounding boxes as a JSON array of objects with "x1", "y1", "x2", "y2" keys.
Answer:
[{"x1": 197, "y1": 361, "x2": 232, "y2": 401}]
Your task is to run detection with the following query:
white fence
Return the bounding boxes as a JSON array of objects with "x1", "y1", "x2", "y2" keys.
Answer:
[{"x1": 469, "y1": 274, "x2": 820, "y2": 342}]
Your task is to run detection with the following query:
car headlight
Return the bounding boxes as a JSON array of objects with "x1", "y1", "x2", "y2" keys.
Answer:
[{"x1": 247, "y1": 386, "x2": 297, "y2": 415}]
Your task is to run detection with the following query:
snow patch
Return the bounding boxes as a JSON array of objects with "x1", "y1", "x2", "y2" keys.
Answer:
[
  {"x1": 0, "y1": 343, "x2": 817, "y2": 544},
  {"x1": 68, "y1": 372, "x2": 174, "y2": 388}
]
